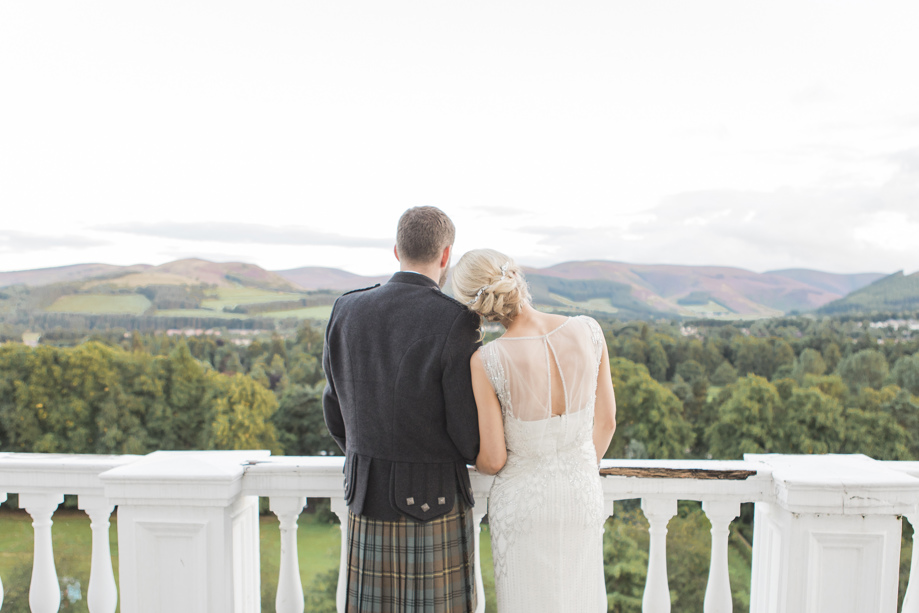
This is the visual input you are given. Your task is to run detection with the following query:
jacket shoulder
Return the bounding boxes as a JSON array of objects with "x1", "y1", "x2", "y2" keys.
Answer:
[
  {"x1": 431, "y1": 290, "x2": 471, "y2": 311},
  {"x1": 340, "y1": 283, "x2": 381, "y2": 297}
]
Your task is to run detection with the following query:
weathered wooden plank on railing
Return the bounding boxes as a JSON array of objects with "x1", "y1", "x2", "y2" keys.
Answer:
[{"x1": 600, "y1": 467, "x2": 757, "y2": 480}]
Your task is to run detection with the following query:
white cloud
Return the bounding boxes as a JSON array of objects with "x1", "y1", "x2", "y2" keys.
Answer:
[{"x1": 96, "y1": 222, "x2": 392, "y2": 249}]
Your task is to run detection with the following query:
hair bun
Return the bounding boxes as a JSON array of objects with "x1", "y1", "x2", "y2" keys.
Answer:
[{"x1": 452, "y1": 249, "x2": 531, "y2": 325}]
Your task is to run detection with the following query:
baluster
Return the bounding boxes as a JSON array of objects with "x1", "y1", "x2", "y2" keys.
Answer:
[
  {"x1": 702, "y1": 500, "x2": 740, "y2": 613},
  {"x1": 600, "y1": 499, "x2": 615, "y2": 613},
  {"x1": 641, "y1": 497, "x2": 676, "y2": 613},
  {"x1": 1, "y1": 491, "x2": 5, "y2": 609},
  {"x1": 77, "y1": 496, "x2": 117, "y2": 613},
  {"x1": 270, "y1": 496, "x2": 306, "y2": 613},
  {"x1": 19, "y1": 493, "x2": 63, "y2": 613},
  {"x1": 329, "y1": 497, "x2": 349, "y2": 613},
  {"x1": 902, "y1": 513, "x2": 919, "y2": 613},
  {"x1": 470, "y1": 501, "x2": 488, "y2": 613}
]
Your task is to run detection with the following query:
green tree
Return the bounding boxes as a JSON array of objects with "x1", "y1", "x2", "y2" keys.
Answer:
[
  {"x1": 891, "y1": 354, "x2": 919, "y2": 396},
  {"x1": 608, "y1": 358, "x2": 693, "y2": 459},
  {"x1": 706, "y1": 375, "x2": 782, "y2": 459},
  {"x1": 710, "y1": 361, "x2": 738, "y2": 386},
  {"x1": 208, "y1": 373, "x2": 280, "y2": 451},
  {"x1": 835, "y1": 349, "x2": 889, "y2": 392},
  {"x1": 604, "y1": 512, "x2": 647, "y2": 613},
  {"x1": 780, "y1": 386, "x2": 844, "y2": 454},
  {"x1": 800, "y1": 374, "x2": 849, "y2": 403},
  {"x1": 646, "y1": 340, "x2": 669, "y2": 382},
  {"x1": 273, "y1": 383, "x2": 341, "y2": 456},
  {"x1": 792, "y1": 348, "x2": 827, "y2": 380},
  {"x1": 842, "y1": 407, "x2": 911, "y2": 460},
  {"x1": 822, "y1": 342, "x2": 842, "y2": 372},
  {"x1": 147, "y1": 342, "x2": 213, "y2": 450},
  {"x1": 881, "y1": 388, "x2": 919, "y2": 457},
  {"x1": 674, "y1": 359, "x2": 705, "y2": 385}
]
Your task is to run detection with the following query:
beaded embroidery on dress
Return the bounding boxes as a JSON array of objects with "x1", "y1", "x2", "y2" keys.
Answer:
[{"x1": 481, "y1": 315, "x2": 607, "y2": 613}]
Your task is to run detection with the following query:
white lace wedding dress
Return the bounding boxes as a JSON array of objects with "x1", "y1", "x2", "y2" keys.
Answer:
[{"x1": 481, "y1": 315, "x2": 607, "y2": 613}]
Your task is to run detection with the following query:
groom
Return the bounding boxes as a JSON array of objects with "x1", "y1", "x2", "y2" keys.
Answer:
[{"x1": 323, "y1": 206, "x2": 481, "y2": 612}]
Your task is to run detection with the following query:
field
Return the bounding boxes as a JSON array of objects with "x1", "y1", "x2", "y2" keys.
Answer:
[
  {"x1": 0, "y1": 507, "x2": 497, "y2": 612},
  {"x1": 260, "y1": 305, "x2": 334, "y2": 320},
  {"x1": 45, "y1": 295, "x2": 152, "y2": 315},
  {"x1": 200, "y1": 287, "x2": 305, "y2": 311},
  {"x1": 152, "y1": 308, "x2": 250, "y2": 319},
  {"x1": 545, "y1": 293, "x2": 620, "y2": 314},
  {"x1": 680, "y1": 301, "x2": 733, "y2": 316}
]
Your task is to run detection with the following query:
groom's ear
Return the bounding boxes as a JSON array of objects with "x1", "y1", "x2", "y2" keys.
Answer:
[
  {"x1": 394, "y1": 245, "x2": 401, "y2": 262},
  {"x1": 439, "y1": 245, "x2": 452, "y2": 268}
]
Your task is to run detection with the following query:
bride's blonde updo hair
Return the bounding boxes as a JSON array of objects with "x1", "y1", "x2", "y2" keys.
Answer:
[{"x1": 452, "y1": 249, "x2": 531, "y2": 326}]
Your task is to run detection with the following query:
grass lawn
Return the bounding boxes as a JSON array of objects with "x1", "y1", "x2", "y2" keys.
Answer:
[{"x1": 45, "y1": 295, "x2": 152, "y2": 315}]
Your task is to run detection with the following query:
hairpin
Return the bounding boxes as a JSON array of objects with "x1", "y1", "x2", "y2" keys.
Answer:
[{"x1": 466, "y1": 262, "x2": 511, "y2": 305}]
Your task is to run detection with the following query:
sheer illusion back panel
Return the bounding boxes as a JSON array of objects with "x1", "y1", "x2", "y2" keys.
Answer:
[
  {"x1": 481, "y1": 316, "x2": 608, "y2": 613},
  {"x1": 490, "y1": 317, "x2": 602, "y2": 422}
]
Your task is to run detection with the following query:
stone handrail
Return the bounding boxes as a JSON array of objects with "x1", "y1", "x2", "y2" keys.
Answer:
[{"x1": 2, "y1": 452, "x2": 919, "y2": 612}]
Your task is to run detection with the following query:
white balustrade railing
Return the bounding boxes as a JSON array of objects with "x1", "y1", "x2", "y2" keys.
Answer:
[
  {"x1": 2, "y1": 452, "x2": 919, "y2": 612},
  {"x1": 0, "y1": 453, "x2": 137, "y2": 613}
]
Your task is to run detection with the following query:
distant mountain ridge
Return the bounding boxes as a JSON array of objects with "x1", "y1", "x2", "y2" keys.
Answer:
[
  {"x1": 1, "y1": 259, "x2": 297, "y2": 291},
  {"x1": 0, "y1": 258, "x2": 892, "y2": 319},
  {"x1": 274, "y1": 266, "x2": 389, "y2": 291},
  {"x1": 522, "y1": 261, "x2": 886, "y2": 318},
  {"x1": 0, "y1": 263, "x2": 153, "y2": 288}
]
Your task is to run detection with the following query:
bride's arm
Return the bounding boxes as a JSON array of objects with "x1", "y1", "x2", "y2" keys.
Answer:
[
  {"x1": 470, "y1": 350, "x2": 507, "y2": 475},
  {"x1": 593, "y1": 341, "x2": 617, "y2": 464}
]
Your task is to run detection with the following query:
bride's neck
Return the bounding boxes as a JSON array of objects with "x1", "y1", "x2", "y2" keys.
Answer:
[{"x1": 503, "y1": 303, "x2": 540, "y2": 335}]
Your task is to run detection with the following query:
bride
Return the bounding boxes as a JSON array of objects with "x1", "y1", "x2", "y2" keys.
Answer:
[{"x1": 452, "y1": 249, "x2": 617, "y2": 613}]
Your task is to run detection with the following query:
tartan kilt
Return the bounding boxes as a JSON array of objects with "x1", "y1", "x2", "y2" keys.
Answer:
[{"x1": 345, "y1": 500, "x2": 477, "y2": 613}]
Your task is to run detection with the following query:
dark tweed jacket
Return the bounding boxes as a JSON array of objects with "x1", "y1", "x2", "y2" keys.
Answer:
[{"x1": 322, "y1": 271, "x2": 481, "y2": 522}]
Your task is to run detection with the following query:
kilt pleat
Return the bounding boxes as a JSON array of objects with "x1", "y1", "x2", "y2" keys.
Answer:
[{"x1": 345, "y1": 502, "x2": 477, "y2": 613}]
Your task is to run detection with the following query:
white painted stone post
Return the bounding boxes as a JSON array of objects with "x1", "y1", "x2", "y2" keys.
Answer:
[
  {"x1": 101, "y1": 450, "x2": 269, "y2": 613},
  {"x1": 600, "y1": 497, "x2": 615, "y2": 613},
  {"x1": 329, "y1": 497, "x2": 349, "y2": 613},
  {"x1": 901, "y1": 513, "x2": 919, "y2": 613},
  {"x1": 747, "y1": 454, "x2": 919, "y2": 613},
  {"x1": 470, "y1": 499, "x2": 488, "y2": 613},
  {"x1": 20, "y1": 492, "x2": 64, "y2": 613},
  {"x1": 77, "y1": 495, "x2": 118, "y2": 613},
  {"x1": 641, "y1": 497, "x2": 677, "y2": 613},
  {"x1": 468, "y1": 469, "x2": 495, "y2": 613},
  {"x1": 702, "y1": 499, "x2": 739, "y2": 613},
  {"x1": 0, "y1": 491, "x2": 6, "y2": 609},
  {"x1": 270, "y1": 496, "x2": 306, "y2": 613}
]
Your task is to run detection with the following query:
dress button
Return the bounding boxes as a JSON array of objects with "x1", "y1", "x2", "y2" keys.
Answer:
[
  {"x1": 421, "y1": 503, "x2": 430, "y2": 512},
  {"x1": 438, "y1": 497, "x2": 446, "y2": 505},
  {"x1": 406, "y1": 497, "x2": 415, "y2": 506}
]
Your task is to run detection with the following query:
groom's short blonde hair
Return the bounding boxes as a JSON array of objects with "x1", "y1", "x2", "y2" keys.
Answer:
[{"x1": 396, "y1": 207, "x2": 456, "y2": 264}]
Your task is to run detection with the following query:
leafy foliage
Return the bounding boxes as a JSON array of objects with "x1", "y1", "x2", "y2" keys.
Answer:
[{"x1": 607, "y1": 358, "x2": 694, "y2": 459}]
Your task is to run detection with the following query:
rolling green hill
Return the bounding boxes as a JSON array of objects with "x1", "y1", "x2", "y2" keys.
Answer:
[
  {"x1": 0, "y1": 258, "x2": 897, "y2": 329},
  {"x1": 817, "y1": 271, "x2": 919, "y2": 315}
]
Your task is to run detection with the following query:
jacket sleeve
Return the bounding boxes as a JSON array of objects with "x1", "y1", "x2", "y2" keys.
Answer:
[
  {"x1": 322, "y1": 319, "x2": 347, "y2": 453},
  {"x1": 441, "y1": 308, "x2": 482, "y2": 464}
]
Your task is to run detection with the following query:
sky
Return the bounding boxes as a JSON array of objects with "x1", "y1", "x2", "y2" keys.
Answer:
[{"x1": 2, "y1": 0, "x2": 919, "y2": 277}]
